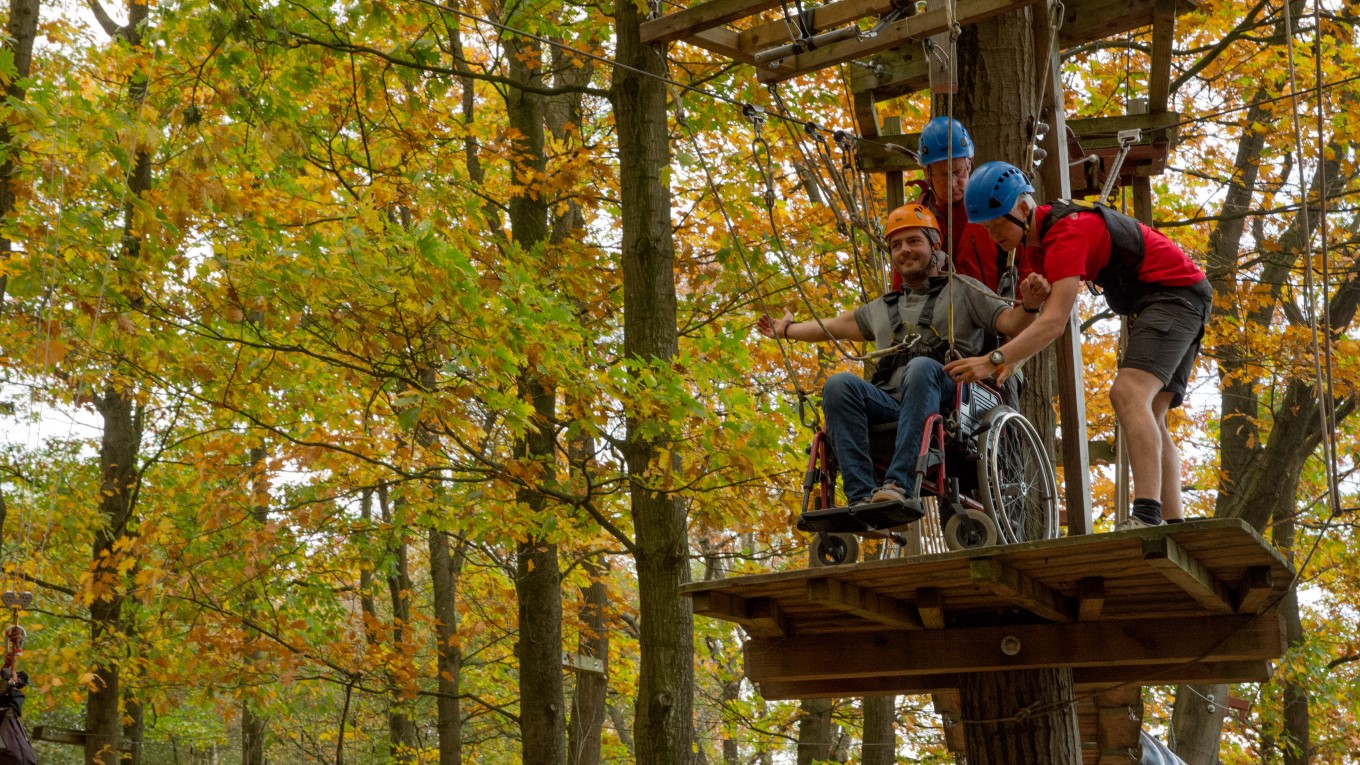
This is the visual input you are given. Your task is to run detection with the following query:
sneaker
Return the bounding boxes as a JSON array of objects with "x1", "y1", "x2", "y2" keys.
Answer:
[
  {"x1": 1114, "y1": 515, "x2": 1165, "y2": 531},
  {"x1": 871, "y1": 483, "x2": 911, "y2": 505}
]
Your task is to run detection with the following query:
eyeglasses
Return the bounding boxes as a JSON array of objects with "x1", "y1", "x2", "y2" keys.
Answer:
[{"x1": 929, "y1": 167, "x2": 970, "y2": 181}]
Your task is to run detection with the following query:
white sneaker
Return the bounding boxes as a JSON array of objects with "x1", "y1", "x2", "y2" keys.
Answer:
[{"x1": 1115, "y1": 515, "x2": 1164, "y2": 531}]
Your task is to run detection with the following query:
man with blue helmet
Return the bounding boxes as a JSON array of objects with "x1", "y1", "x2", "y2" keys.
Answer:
[
  {"x1": 945, "y1": 161, "x2": 1211, "y2": 530},
  {"x1": 914, "y1": 117, "x2": 1014, "y2": 293}
]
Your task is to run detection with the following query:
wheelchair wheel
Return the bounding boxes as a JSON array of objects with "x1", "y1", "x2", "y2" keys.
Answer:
[
  {"x1": 809, "y1": 532, "x2": 859, "y2": 567},
  {"x1": 976, "y1": 410, "x2": 1059, "y2": 545},
  {"x1": 944, "y1": 508, "x2": 999, "y2": 550}
]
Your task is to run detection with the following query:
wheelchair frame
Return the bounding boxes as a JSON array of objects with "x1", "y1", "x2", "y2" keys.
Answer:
[{"x1": 802, "y1": 381, "x2": 1059, "y2": 566}]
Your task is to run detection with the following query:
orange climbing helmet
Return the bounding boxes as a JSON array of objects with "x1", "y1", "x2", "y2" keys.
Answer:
[{"x1": 883, "y1": 203, "x2": 941, "y2": 240}]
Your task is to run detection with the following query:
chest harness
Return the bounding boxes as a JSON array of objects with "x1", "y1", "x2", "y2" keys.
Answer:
[{"x1": 1040, "y1": 199, "x2": 1149, "y2": 316}]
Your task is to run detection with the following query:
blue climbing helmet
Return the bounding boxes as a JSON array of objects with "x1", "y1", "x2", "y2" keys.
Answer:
[
  {"x1": 965, "y1": 161, "x2": 1035, "y2": 223},
  {"x1": 918, "y1": 116, "x2": 975, "y2": 167}
]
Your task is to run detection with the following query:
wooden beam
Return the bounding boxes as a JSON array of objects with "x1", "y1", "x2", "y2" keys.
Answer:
[
  {"x1": 917, "y1": 586, "x2": 946, "y2": 629},
  {"x1": 1142, "y1": 536, "x2": 1233, "y2": 614},
  {"x1": 1234, "y1": 566, "x2": 1275, "y2": 614},
  {"x1": 1078, "y1": 576, "x2": 1106, "y2": 621},
  {"x1": 738, "y1": 0, "x2": 894, "y2": 54},
  {"x1": 680, "y1": 27, "x2": 756, "y2": 64},
  {"x1": 754, "y1": 659, "x2": 1273, "y2": 699},
  {"x1": 692, "y1": 591, "x2": 789, "y2": 638},
  {"x1": 970, "y1": 558, "x2": 1074, "y2": 622},
  {"x1": 640, "y1": 0, "x2": 781, "y2": 45},
  {"x1": 807, "y1": 577, "x2": 923, "y2": 630},
  {"x1": 744, "y1": 612, "x2": 1282, "y2": 683},
  {"x1": 1147, "y1": 0, "x2": 1178, "y2": 113},
  {"x1": 757, "y1": 0, "x2": 1036, "y2": 84},
  {"x1": 851, "y1": 0, "x2": 1200, "y2": 103}
]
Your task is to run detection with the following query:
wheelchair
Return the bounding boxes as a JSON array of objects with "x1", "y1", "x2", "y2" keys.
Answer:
[{"x1": 797, "y1": 379, "x2": 1059, "y2": 566}]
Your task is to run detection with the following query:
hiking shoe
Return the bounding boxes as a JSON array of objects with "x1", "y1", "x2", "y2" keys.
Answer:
[
  {"x1": 1115, "y1": 515, "x2": 1165, "y2": 531},
  {"x1": 871, "y1": 483, "x2": 910, "y2": 505}
]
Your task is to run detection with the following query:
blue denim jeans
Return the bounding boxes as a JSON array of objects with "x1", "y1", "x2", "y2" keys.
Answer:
[{"x1": 821, "y1": 357, "x2": 955, "y2": 503}]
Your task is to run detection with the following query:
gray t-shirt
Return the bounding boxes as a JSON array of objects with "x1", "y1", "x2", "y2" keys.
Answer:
[{"x1": 853, "y1": 275, "x2": 1011, "y2": 394}]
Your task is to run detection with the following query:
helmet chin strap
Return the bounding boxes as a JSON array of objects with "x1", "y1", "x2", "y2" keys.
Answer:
[{"x1": 1003, "y1": 204, "x2": 1034, "y2": 236}]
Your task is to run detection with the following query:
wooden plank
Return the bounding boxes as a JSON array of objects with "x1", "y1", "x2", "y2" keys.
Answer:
[
  {"x1": 754, "y1": 659, "x2": 1272, "y2": 699},
  {"x1": 1078, "y1": 576, "x2": 1106, "y2": 621},
  {"x1": 739, "y1": 0, "x2": 894, "y2": 54},
  {"x1": 744, "y1": 612, "x2": 1282, "y2": 683},
  {"x1": 1142, "y1": 536, "x2": 1233, "y2": 613},
  {"x1": 807, "y1": 577, "x2": 924, "y2": 630},
  {"x1": 757, "y1": 0, "x2": 1036, "y2": 84},
  {"x1": 1057, "y1": 313, "x2": 1094, "y2": 535},
  {"x1": 1148, "y1": 0, "x2": 1178, "y2": 113},
  {"x1": 932, "y1": 690, "x2": 967, "y2": 750},
  {"x1": 692, "y1": 591, "x2": 789, "y2": 638},
  {"x1": 917, "y1": 586, "x2": 946, "y2": 629},
  {"x1": 680, "y1": 27, "x2": 755, "y2": 64},
  {"x1": 1235, "y1": 566, "x2": 1275, "y2": 614},
  {"x1": 640, "y1": 0, "x2": 781, "y2": 45},
  {"x1": 970, "y1": 558, "x2": 1074, "y2": 622},
  {"x1": 1065, "y1": 112, "x2": 1181, "y2": 149},
  {"x1": 1096, "y1": 704, "x2": 1141, "y2": 748}
]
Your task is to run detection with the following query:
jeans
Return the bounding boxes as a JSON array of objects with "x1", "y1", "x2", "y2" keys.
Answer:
[{"x1": 821, "y1": 357, "x2": 955, "y2": 503}]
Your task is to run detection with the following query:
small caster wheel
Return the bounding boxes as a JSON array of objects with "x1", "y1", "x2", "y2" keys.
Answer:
[
  {"x1": 810, "y1": 532, "x2": 859, "y2": 567},
  {"x1": 944, "y1": 509, "x2": 999, "y2": 550}
]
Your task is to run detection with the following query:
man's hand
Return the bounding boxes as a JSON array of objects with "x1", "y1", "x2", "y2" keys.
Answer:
[
  {"x1": 944, "y1": 355, "x2": 1015, "y2": 385},
  {"x1": 1019, "y1": 272, "x2": 1051, "y2": 311},
  {"x1": 757, "y1": 308, "x2": 795, "y2": 340}
]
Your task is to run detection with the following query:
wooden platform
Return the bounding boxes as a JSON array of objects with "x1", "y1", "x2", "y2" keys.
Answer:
[{"x1": 682, "y1": 518, "x2": 1290, "y2": 698}]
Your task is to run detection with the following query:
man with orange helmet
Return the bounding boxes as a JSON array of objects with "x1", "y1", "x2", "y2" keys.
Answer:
[{"x1": 759, "y1": 203, "x2": 1050, "y2": 512}]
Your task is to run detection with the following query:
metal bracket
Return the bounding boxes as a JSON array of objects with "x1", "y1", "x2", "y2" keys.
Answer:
[{"x1": 1098, "y1": 128, "x2": 1143, "y2": 202}]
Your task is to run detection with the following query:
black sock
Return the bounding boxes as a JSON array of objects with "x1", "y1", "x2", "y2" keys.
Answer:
[
  {"x1": 1165, "y1": 517, "x2": 1185, "y2": 525},
  {"x1": 1131, "y1": 498, "x2": 1163, "y2": 525}
]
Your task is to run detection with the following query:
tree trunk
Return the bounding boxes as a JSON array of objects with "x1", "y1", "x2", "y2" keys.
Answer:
[
  {"x1": 504, "y1": 22, "x2": 567, "y2": 764},
  {"x1": 613, "y1": 3, "x2": 693, "y2": 764},
  {"x1": 568, "y1": 557, "x2": 610, "y2": 765},
  {"x1": 0, "y1": 0, "x2": 40, "y2": 308},
  {"x1": 960, "y1": 668, "x2": 1080, "y2": 765},
  {"x1": 795, "y1": 698, "x2": 833, "y2": 765},
  {"x1": 429, "y1": 529, "x2": 464, "y2": 765},
  {"x1": 242, "y1": 445, "x2": 268, "y2": 765},
  {"x1": 85, "y1": 4, "x2": 151, "y2": 762},
  {"x1": 1170, "y1": 684, "x2": 1228, "y2": 765},
  {"x1": 381, "y1": 489, "x2": 418, "y2": 762},
  {"x1": 860, "y1": 695, "x2": 895, "y2": 765}
]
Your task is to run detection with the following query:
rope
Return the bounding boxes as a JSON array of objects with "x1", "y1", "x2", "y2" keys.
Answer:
[
  {"x1": 676, "y1": 105, "x2": 822, "y2": 430},
  {"x1": 1281, "y1": 0, "x2": 1342, "y2": 520}
]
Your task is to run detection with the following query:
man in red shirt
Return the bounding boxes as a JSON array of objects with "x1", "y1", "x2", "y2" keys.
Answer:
[
  {"x1": 946, "y1": 161, "x2": 1212, "y2": 529},
  {"x1": 913, "y1": 117, "x2": 1014, "y2": 294}
]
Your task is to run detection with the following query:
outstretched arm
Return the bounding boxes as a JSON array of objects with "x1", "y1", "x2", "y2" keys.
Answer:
[{"x1": 757, "y1": 307, "x2": 866, "y2": 343}]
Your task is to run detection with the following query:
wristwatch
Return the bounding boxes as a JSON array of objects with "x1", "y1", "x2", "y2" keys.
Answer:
[{"x1": 988, "y1": 349, "x2": 1006, "y2": 367}]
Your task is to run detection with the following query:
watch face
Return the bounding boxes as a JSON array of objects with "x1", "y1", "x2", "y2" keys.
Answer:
[{"x1": 989, "y1": 350, "x2": 1005, "y2": 365}]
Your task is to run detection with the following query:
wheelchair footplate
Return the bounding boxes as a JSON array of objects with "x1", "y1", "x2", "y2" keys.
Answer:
[{"x1": 797, "y1": 499, "x2": 925, "y2": 534}]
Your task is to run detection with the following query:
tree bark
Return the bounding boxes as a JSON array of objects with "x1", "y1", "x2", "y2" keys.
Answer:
[
  {"x1": 86, "y1": 8, "x2": 151, "y2": 761},
  {"x1": 429, "y1": 529, "x2": 464, "y2": 765},
  {"x1": 795, "y1": 698, "x2": 834, "y2": 765},
  {"x1": 1170, "y1": 683, "x2": 1228, "y2": 765},
  {"x1": 504, "y1": 22, "x2": 568, "y2": 765},
  {"x1": 382, "y1": 489, "x2": 418, "y2": 762},
  {"x1": 613, "y1": 3, "x2": 693, "y2": 763},
  {"x1": 960, "y1": 668, "x2": 1080, "y2": 765},
  {"x1": 242, "y1": 445, "x2": 269, "y2": 765},
  {"x1": 568, "y1": 557, "x2": 610, "y2": 765},
  {"x1": 0, "y1": 0, "x2": 40, "y2": 309},
  {"x1": 860, "y1": 695, "x2": 895, "y2": 765}
]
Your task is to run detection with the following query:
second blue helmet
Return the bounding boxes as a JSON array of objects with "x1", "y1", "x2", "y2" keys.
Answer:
[
  {"x1": 965, "y1": 161, "x2": 1035, "y2": 223},
  {"x1": 918, "y1": 117, "x2": 975, "y2": 167}
]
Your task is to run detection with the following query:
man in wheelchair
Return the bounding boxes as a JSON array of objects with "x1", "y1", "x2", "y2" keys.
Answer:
[{"x1": 758, "y1": 203, "x2": 1050, "y2": 519}]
